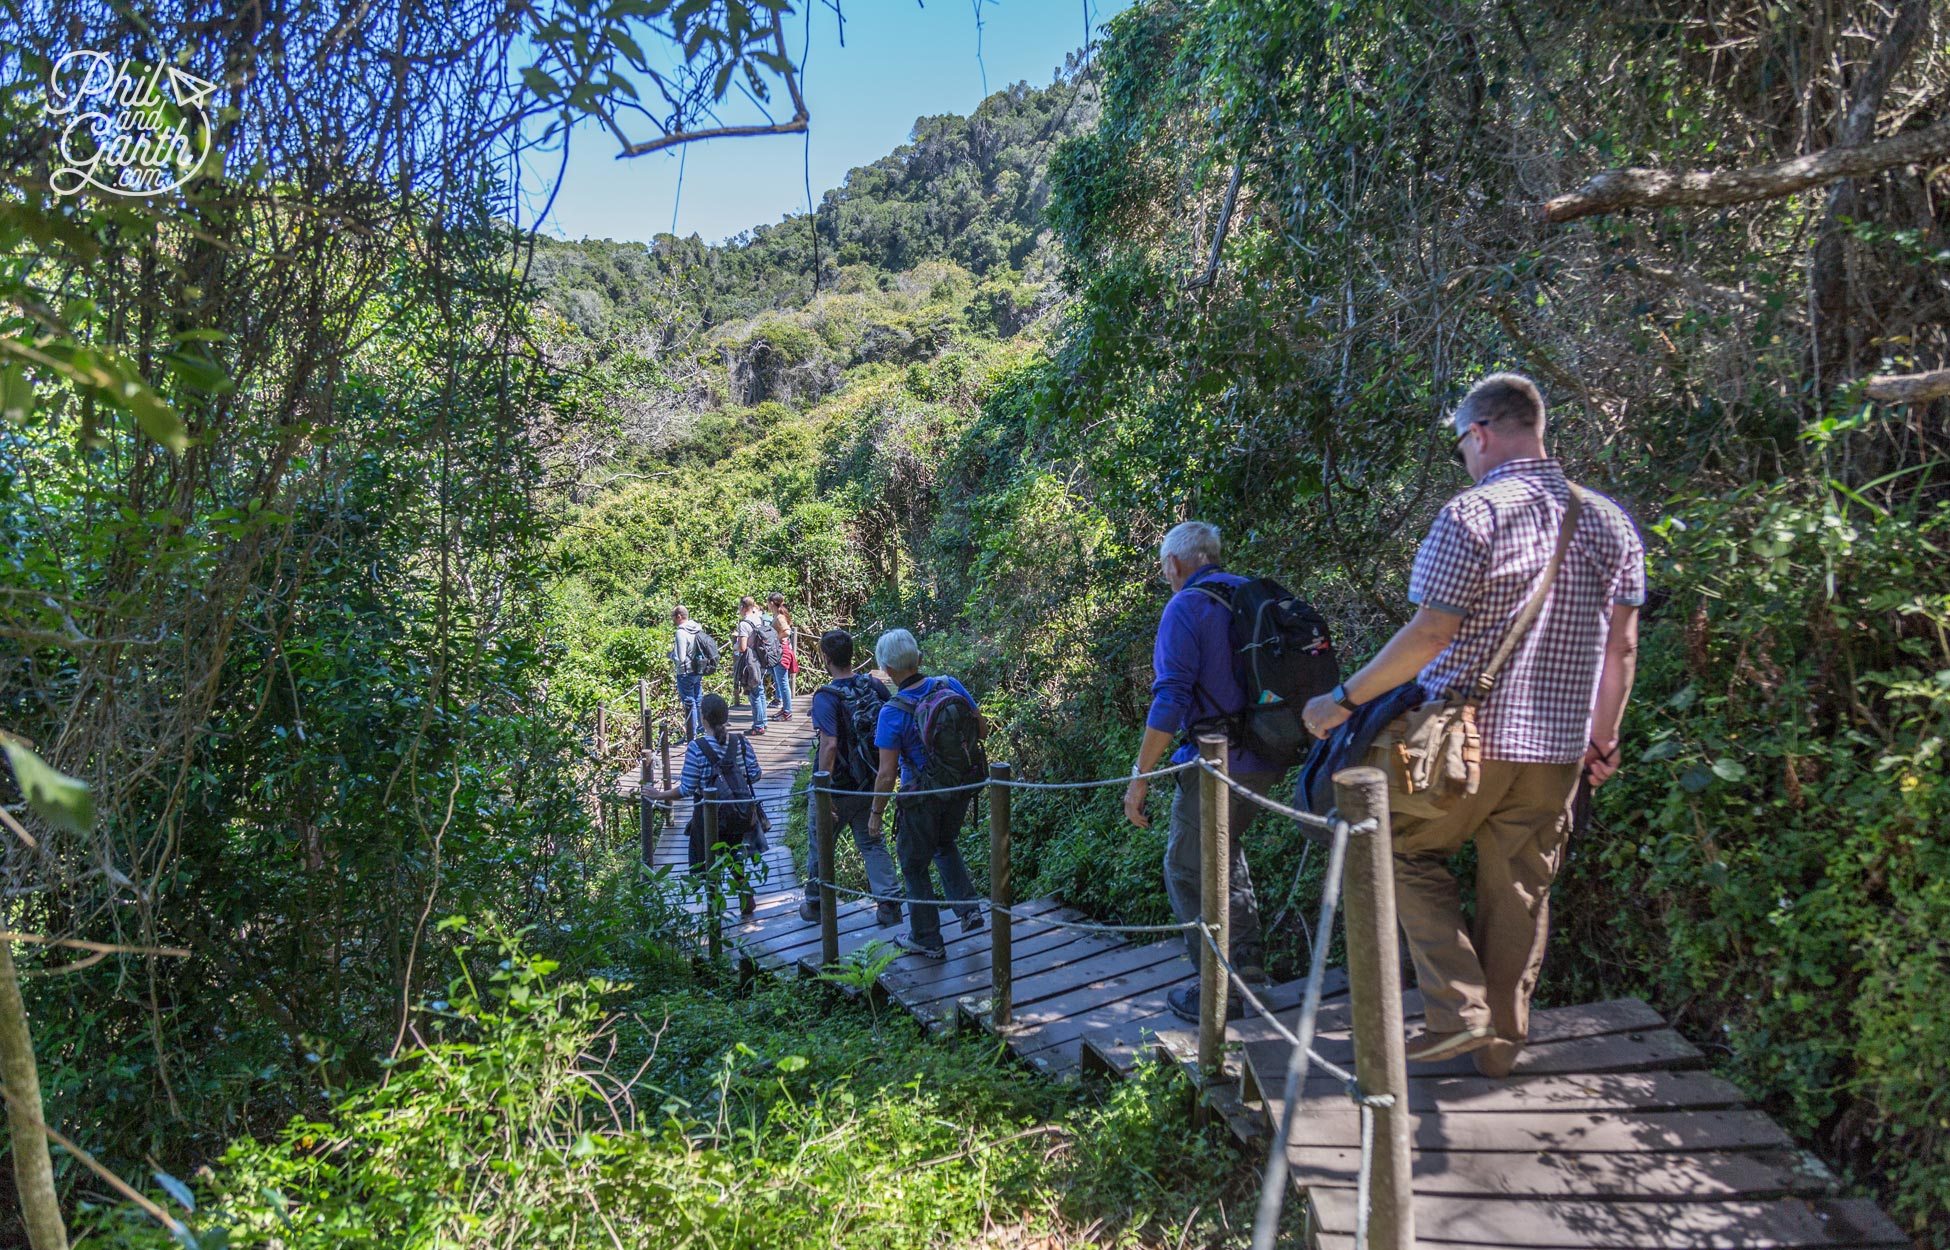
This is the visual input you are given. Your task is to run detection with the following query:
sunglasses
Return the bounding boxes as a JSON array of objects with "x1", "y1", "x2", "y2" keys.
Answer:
[{"x1": 1449, "y1": 420, "x2": 1485, "y2": 467}]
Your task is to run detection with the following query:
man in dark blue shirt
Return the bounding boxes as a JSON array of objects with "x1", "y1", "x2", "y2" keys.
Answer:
[
  {"x1": 1122, "y1": 520, "x2": 1279, "y2": 1021},
  {"x1": 799, "y1": 629, "x2": 902, "y2": 927}
]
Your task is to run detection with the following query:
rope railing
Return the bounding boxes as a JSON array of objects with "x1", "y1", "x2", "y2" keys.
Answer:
[
  {"x1": 652, "y1": 757, "x2": 1199, "y2": 804},
  {"x1": 647, "y1": 727, "x2": 1415, "y2": 1249}
]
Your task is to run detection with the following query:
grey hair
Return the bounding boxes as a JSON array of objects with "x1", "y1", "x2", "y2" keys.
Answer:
[
  {"x1": 1450, "y1": 372, "x2": 1546, "y2": 435},
  {"x1": 1160, "y1": 520, "x2": 1222, "y2": 569},
  {"x1": 874, "y1": 627, "x2": 921, "y2": 673},
  {"x1": 671, "y1": 604, "x2": 689, "y2": 621}
]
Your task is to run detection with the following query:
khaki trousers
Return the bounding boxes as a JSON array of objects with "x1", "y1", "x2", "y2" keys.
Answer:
[{"x1": 1365, "y1": 743, "x2": 1581, "y2": 1041}]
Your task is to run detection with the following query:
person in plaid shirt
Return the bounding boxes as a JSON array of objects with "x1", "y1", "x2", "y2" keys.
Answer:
[{"x1": 1303, "y1": 373, "x2": 1645, "y2": 1077}]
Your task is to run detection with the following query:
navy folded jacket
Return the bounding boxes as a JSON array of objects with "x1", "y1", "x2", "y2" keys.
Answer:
[{"x1": 1294, "y1": 680, "x2": 1428, "y2": 832}]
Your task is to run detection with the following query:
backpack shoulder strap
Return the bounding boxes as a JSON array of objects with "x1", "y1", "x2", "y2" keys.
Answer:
[{"x1": 1469, "y1": 484, "x2": 1585, "y2": 704}]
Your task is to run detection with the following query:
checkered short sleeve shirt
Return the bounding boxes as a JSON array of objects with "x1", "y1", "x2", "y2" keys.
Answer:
[{"x1": 1408, "y1": 458, "x2": 1646, "y2": 764}]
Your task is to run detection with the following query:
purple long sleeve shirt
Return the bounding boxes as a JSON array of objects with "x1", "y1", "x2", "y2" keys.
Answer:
[{"x1": 1145, "y1": 564, "x2": 1270, "y2": 773}]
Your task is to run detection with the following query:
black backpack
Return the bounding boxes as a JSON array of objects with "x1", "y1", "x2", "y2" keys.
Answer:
[
  {"x1": 1190, "y1": 577, "x2": 1340, "y2": 769},
  {"x1": 747, "y1": 618, "x2": 778, "y2": 669},
  {"x1": 823, "y1": 675, "x2": 888, "y2": 789},
  {"x1": 689, "y1": 630, "x2": 720, "y2": 676},
  {"x1": 890, "y1": 678, "x2": 988, "y2": 793},
  {"x1": 694, "y1": 734, "x2": 760, "y2": 839}
]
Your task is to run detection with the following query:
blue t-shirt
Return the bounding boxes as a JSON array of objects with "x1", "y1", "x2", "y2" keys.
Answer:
[{"x1": 874, "y1": 674, "x2": 975, "y2": 787}]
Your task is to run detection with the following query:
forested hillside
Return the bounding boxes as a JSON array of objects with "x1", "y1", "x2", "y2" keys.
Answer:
[{"x1": 3, "y1": 1, "x2": 1947, "y2": 1247}]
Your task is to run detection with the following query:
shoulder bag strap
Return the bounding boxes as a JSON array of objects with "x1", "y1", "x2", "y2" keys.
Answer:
[{"x1": 1468, "y1": 484, "x2": 1585, "y2": 705}]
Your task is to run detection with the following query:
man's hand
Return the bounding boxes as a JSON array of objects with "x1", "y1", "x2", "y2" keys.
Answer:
[
  {"x1": 867, "y1": 808, "x2": 885, "y2": 838},
  {"x1": 1582, "y1": 738, "x2": 1621, "y2": 788},
  {"x1": 1122, "y1": 777, "x2": 1150, "y2": 829},
  {"x1": 1302, "y1": 692, "x2": 1352, "y2": 740}
]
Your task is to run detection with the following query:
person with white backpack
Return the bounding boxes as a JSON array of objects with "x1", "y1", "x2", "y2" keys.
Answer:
[
  {"x1": 669, "y1": 605, "x2": 718, "y2": 742},
  {"x1": 799, "y1": 629, "x2": 902, "y2": 927}
]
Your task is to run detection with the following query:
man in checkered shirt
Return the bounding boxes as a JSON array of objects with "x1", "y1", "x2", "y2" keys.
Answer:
[{"x1": 1303, "y1": 373, "x2": 1645, "y2": 1077}]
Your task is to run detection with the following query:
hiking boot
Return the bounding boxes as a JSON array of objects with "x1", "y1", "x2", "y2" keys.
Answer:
[
  {"x1": 894, "y1": 933, "x2": 946, "y2": 961},
  {"x1": 960, "y1": 907, "x2": 985, "y2": 935},
  {"x1": 1166, "y1": 983, "x2": 1244, "y2": 1024},
  {"x1": 1405, "y1": 1024, "x2": 1493, "y2": 1063},
  {"x1": 1472, "y1": 1037, "x2": 1524, "y2": 1079},
  {"x1": 739, "y1": 891, "x2": 757, "y2": 918},
  {"x1": 874, "y1": 902, "x2": 903, "y2": 928},
  {"x1": 798, "y1": 897, "x2": 820, "y2": 923}
]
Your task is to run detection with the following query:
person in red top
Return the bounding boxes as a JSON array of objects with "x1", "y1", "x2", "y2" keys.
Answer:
[{"x1": 1304, "y1": 373, "x2": 1645, "y2": 1077}]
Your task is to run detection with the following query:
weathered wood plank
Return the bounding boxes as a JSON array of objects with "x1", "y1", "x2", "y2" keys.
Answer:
[
  {"x1": 1284, "y1": 1144, "x2": 1835, "y2": 1199},
  {"x1": 1263, "y1": 1103, "x2": 1795, "y2": 1153},
  {"x1": 1076, "y1": 969, "x2": 1351, "y2": 1078},
  {"x1": 1307, "y1": 1191, "x2": 1908, "y2": 1248}
]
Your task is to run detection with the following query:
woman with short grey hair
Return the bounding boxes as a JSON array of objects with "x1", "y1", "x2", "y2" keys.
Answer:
[{"x1": 873, "y1": 627, "x2": 921, "y2": 674}]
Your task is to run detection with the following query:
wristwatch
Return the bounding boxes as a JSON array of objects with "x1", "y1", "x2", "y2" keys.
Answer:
[{"x1": 1332, "y1": 683, "x2": 1359, "y2": 712}]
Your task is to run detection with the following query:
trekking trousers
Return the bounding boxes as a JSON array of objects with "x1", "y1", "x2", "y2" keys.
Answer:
[
  {"x1": 805, "y1": 789, "x2": 900, "y2": 904},
  {"x1": 1164, "y1": 768, "x2": 1278, "y2": 975},
  {"x1": 894, "y1": 792, "x2": 980, "y2": 950},
  {"x1": 1368, "y1": 745, "x2": 1581, "y2": 1043}
]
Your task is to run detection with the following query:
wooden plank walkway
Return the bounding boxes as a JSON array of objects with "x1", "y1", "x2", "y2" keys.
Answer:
[{"x1": 619, "y1": 704, "x2": 1906, "y2": 1248}]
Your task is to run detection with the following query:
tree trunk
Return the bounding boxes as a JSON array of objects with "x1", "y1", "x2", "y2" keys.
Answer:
[
  {"x1": 0, "y1": 937, "x2": 68, "y2": 1250},
  {"x1": 1811, "y1": 0, "x2": 1933, "y2": 384}
]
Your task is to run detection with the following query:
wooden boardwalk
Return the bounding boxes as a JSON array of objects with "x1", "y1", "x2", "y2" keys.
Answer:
[{"x1": 620, "y1": 702, "x2": 1907, "y2": 1249}]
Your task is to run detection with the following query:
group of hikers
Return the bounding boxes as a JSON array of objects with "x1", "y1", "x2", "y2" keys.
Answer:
[
  {"x1": 668, "y1": 592, "x2": 800, "y2": 739},
  {"x1": 656, "y1": 372, "x2": 1645, "y2": 1080}
]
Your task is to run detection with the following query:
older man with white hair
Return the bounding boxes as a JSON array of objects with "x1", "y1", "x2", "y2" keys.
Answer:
[{"x1": 1122, "y1": 520, "x2": 1280, "y2": 1022}]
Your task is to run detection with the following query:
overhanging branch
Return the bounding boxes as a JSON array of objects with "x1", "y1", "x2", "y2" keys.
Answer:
[
  {"x1": 1862, "y1": 369, "x2": 1950, "y2": 403},
  {"x1": 1538, "y1": 119, "x2": 1950, "y2": 224}
]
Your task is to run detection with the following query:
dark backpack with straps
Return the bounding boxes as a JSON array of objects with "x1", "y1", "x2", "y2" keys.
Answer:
[
  {"x1": 694, "y1": 735, "x2": 760, "y2": 840},
  {"x1": 891, "y1": 678, "x2": 988, "y2": 793},
  {"x1": 1190, "y1": 577, "x2": 1340, "y2": 769},
  {"x1": 823, "y1": 675, "x2": 888, "y2": 790},
  {"x1": 749, "y1": 619, "x2": 778, "y2": 669},
  {"x1": 690, "y1": 630, "x2": 720, "y2": 676}
]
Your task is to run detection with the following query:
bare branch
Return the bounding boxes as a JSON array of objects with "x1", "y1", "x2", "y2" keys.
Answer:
[
  {"x1": 1862, "y1": 369, "x2": 1950, "y2": 403},
  {"x1": 1183, "y1": 159, "x2": 1244, "y2": 291},
  {"x1": 1539, "y1": 119, "x2": 1950, "y2": 224},
  {"x1": 0, "y1": 932, "x2": 191, "y2": 957}
]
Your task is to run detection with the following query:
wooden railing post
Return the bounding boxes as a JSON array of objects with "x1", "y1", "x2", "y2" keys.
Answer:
[
  {"x1": 659, "y1": 721, "x2": 672, "y2": 793},
  {"x1": 639, "y1": 750, "x2": 654, "y2": 866},
  {"x1": 703, "y1": 783, "x2": 722, "y2": 962},
  {"x1": 989, "y1": 760, "x2": 1012, "y2": 1028},
  {"x1": 1196, "y1": 733, "x2": 1231, "y2": 1098},
  {"x1": 814, "y1": 769, "x2": 838, "y2": 969},
  {"x1": 638, "y1": 678, "x2": 651, "y2": 751},
  {"x1": 1333, "y1": 765, "x2": 1415, "y2": 1250}
]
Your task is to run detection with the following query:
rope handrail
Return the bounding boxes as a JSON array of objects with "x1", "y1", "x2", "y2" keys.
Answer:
[
  {"x1": 651, "y1": 758, "x2": 1200, "y2": 805},
  {"x1": 1193, "y1": 755, "x2": 1338, "y2": 832}
]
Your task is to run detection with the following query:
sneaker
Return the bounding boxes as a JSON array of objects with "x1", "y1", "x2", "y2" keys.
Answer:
[
  {"x1": 894, "y1": 933, "x2": 946, "y2": 961},
  {"x1": 798, "y1": 897, "x2": 820, "y2": 922},
  {"x1": 1472, "y1": 1037, "x2": 1524, "y2": 1078},
  {"x1": 1166, "y1": 983, "x2": 1244, "y2": 1024},
  {"x1": 875, "y1": 902, "x2": 903, "y2": 928},
  {"x1": 960, "y1": 908, "x2": 985, "y2": 935},
  {"x1": 1405, "y1": 1024, "x2": 1494, "y2": 1063}
]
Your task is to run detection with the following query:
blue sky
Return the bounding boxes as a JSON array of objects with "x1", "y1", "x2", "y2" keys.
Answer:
[{"x1": 512, "y1": 0, "x2": 1132, "y2": 246}]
